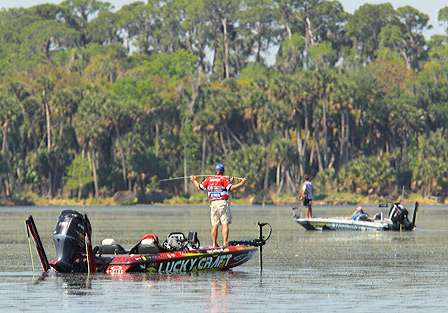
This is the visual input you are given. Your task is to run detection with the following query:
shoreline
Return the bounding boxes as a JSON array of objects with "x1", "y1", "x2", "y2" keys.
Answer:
[{"x1": 1, "y1": 192, "x2": 444, "y2": 207}]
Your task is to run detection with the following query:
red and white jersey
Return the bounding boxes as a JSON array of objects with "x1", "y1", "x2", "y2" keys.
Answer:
[{"x1": 200, "y1": 175, "x2": 232, "y2": 201}]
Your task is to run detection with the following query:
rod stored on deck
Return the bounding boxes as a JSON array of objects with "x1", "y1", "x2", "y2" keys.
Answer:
[
  {"x1": 84, "y1": 214, "x2": 96, "y2": 274},
  {"x1": 25, "y1": 216, "x2": 50, "y2": 272}
]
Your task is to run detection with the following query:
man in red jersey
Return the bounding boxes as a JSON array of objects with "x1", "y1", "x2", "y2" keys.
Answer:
[{"x1": 191, "y1": 163, "x2": 246, "y2": 248}]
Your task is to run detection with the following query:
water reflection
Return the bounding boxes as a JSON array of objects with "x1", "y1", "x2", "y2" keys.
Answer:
[
  {"x1": 32, "y1": 272, "x2": 49, "y2": 285},
  {"x1": 390, "y1": 233, "x2": 417, "y2": 243},
  {"x1": 48, "y1": 270, "x2": 253, "y2": 313},
  {"x1": 58, "y1": 274, "x2": 93, "y2": 296},
  {"x1": 208, "y1": 272, "x2": 233, "y2": 313}
]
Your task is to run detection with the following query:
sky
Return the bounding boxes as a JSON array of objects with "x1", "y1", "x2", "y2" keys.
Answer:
[{"x1": 0, "y1": 0, "x2": 446, "y2": 37}]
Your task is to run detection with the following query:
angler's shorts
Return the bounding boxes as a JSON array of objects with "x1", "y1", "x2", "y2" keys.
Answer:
[
  {"x1": 210, "y1": 200, "x2": 231, "y2": 226},
  {"x1": 303, "y1": 198, "x2": 312, "y2": 207}
]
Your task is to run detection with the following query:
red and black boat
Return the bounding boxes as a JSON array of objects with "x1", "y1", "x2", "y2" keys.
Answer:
[{"x1": 25, "y1": 210, "x2": 271, "y2": 275}]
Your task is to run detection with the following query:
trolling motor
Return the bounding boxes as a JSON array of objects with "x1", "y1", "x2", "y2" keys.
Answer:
[
  {"x1": 257, "y1": 222, "x2": 272, "y2": 274},
  {"x1": 228, "y1": 221, "x2": 272, "y2": 273},
  {"x1": 228, "y1": 222, "x2": 272, "y2": 248}
]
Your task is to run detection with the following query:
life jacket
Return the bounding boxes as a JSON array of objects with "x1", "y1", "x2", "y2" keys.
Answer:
[
  {"x1": 303, "y1": 181, "x2": 313, "y2": 200},
  {"x1": 352, "y1": 211, "x2": 368, "y2": 221},
  {"x1": 200, "y1": 175, "x2": 232, "y2": 201}
]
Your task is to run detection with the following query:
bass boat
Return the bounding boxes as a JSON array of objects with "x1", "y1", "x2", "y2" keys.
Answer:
[
  {"x1": 25, "y1": 210, "x2": 271, "y2": 274},
  {"x1": 292, "y1": 202, "x2": 418, "y2": 232}
]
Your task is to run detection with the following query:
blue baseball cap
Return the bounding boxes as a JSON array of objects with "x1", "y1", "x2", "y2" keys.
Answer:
[{"x1": 215, "y1": 163, "x2": 225, "y2": 171}]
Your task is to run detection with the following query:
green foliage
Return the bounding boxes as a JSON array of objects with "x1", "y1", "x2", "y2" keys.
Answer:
[
  {"x1": 309, "y1": 42, "x2": 337, "y2": 68},
  {"x1": 338, "y1": 155, "x2": 397, "y2": 196},
  {"x1": 439, "y1": 6, "x2": 448, "y2": 33},
  {"x1": 239, "y1": 63, "x2": 270, "y2": 81},
  {"x1": 142, "y1": 49, "x2": 198, "y2": 78},
  {"x1": 225, "y1": 145, "x2": 267, "y2": 192},
  {"x1": 86, "y1": 11, "x2": 121, "y2": 44},
  {"x1": 276, "y1": 34, "x2": 305, "y2": 73},
  {"x1": 428, "y1": 35, "x2": 448, "y2": 62},
  {"x1": 0, "y1": 0, "x2": 447, "y2": 202},
  {"x1": 314, "y1": 168, "x2": 336, "y2": 194},
  {"x1": 408, "y1": 131, "x2": 448, "y2": 196},
  {"x1": 347, "y1": 3, "x2": 395, "y2": 62},
  {"x1": 379, "y1": 6, "x2": 429, "y2": 70},
  {"x1": 65, "y1": 154, "x2": 93, "y2": 192}
]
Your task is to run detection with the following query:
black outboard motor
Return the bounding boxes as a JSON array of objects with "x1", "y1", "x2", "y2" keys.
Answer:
[
  {"x1": 389, "y1": 203, "x2": 413, "y2": 231},
  {"x1": 52, "y1": 210, "x2": 87, "y2": 273}
]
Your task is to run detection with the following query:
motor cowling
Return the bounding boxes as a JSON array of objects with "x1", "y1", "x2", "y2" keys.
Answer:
[
  {"x1": 390, "y1": 204, "x2": 413, "y2": 231},
  {"x1": 52, "y1": 210, "x2": 87, "y2": 273},
  {"x1": 400, "y1": 208, "x2": 413, "y2": 230}
]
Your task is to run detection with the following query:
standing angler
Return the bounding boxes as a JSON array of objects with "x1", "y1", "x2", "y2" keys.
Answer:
[
  {"x1": 191, "y1": 163, "x2": 246, "y2": 248},
  {"x1": 299, "y1": 174, "x2": 314, "y2": 218}
]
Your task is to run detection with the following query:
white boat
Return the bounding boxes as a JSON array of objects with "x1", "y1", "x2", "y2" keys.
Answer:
[
  {"x1": 292, "y1": 202, "x2": 418, "y2": 232},
  {"x1": 294, "y1": 216, "x2": 392, "y2": 231}
]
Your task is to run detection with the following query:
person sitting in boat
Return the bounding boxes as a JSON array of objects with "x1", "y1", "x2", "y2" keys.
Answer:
[{"x1": 351, "y1": 207, "x2": 370, "y2": 221}]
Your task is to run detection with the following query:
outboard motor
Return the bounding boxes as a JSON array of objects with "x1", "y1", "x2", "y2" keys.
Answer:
[
  {"x1": 389, "y1": 203, "x2": 413, "y2": 231},
  {"x1": 400, "y1": 207, "x2": 413, "y2": 230},
  {"x1": 52, "y1": 210, "x2": 87, "y2": 273}
]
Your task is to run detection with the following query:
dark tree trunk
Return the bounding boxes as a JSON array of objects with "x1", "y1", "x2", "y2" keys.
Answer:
[
  {"x1": 88, "y1": 150, "x2": 99, "y2": 198},
  {"x1": 183, "y1": 145, "x2": 188, "y2": 194},
  {"x1": 222, "y1": 18, "x2": 230, "y2": 79},
  {"x1": 201, "y1": 134, "x2": 207, "y2": 173},
  {"x1": 114, "y1": 125, "x2": 127, "y2": 187}
]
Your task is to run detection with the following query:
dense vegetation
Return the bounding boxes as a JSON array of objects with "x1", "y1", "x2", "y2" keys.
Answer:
[{"x1": 0, "y1": 0, "x2": 448, "y2": 203}]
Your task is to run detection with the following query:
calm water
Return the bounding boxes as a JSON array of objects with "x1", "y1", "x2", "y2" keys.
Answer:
[{"x1": 1, "y1": 204, "x2": 448, "y2": 312}]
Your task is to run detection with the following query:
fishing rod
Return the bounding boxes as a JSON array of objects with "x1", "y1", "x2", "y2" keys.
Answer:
[{"x1": 159, "y1": 175, "x2": 246, "y2": 182}]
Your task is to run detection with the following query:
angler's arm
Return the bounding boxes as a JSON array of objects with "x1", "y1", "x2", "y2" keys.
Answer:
[
  {"x1": 191, "y1": 176, "x2": 205, "y2": 191},
  {"x1": 298, "y1": 184, "x2": 305, "y2": 200},
  {"x1": 230, "y1": 178, "x2": 247, "y2": 191}
]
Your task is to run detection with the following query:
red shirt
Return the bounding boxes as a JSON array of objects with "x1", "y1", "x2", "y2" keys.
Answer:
[{"x1": 200, "y1": 175, "x2": 232, "y2": 201}]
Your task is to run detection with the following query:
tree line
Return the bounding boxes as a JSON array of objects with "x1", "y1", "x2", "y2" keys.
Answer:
[{"x1": 0, "y1": 0, "x2": 448, "y2": 202}]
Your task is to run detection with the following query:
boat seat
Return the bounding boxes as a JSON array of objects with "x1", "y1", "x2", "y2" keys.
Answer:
[
  {"x1": 137, "y1": 238, "x2": 160, "y2": 254},
  {"x1": 94, "y1": 238, "x2": 127, "y2": 255},
  {"x1": 128, "y1": 233, "x2": 161, "y2": 255}
]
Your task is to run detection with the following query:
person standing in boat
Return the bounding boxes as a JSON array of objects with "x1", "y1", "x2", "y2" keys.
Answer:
[
  {"x1": 299, "y1": 175, "x2": 313, "y2": 218},
  {"x1": 191, "y1": 163, "x2": 247, "y2": 248}
]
